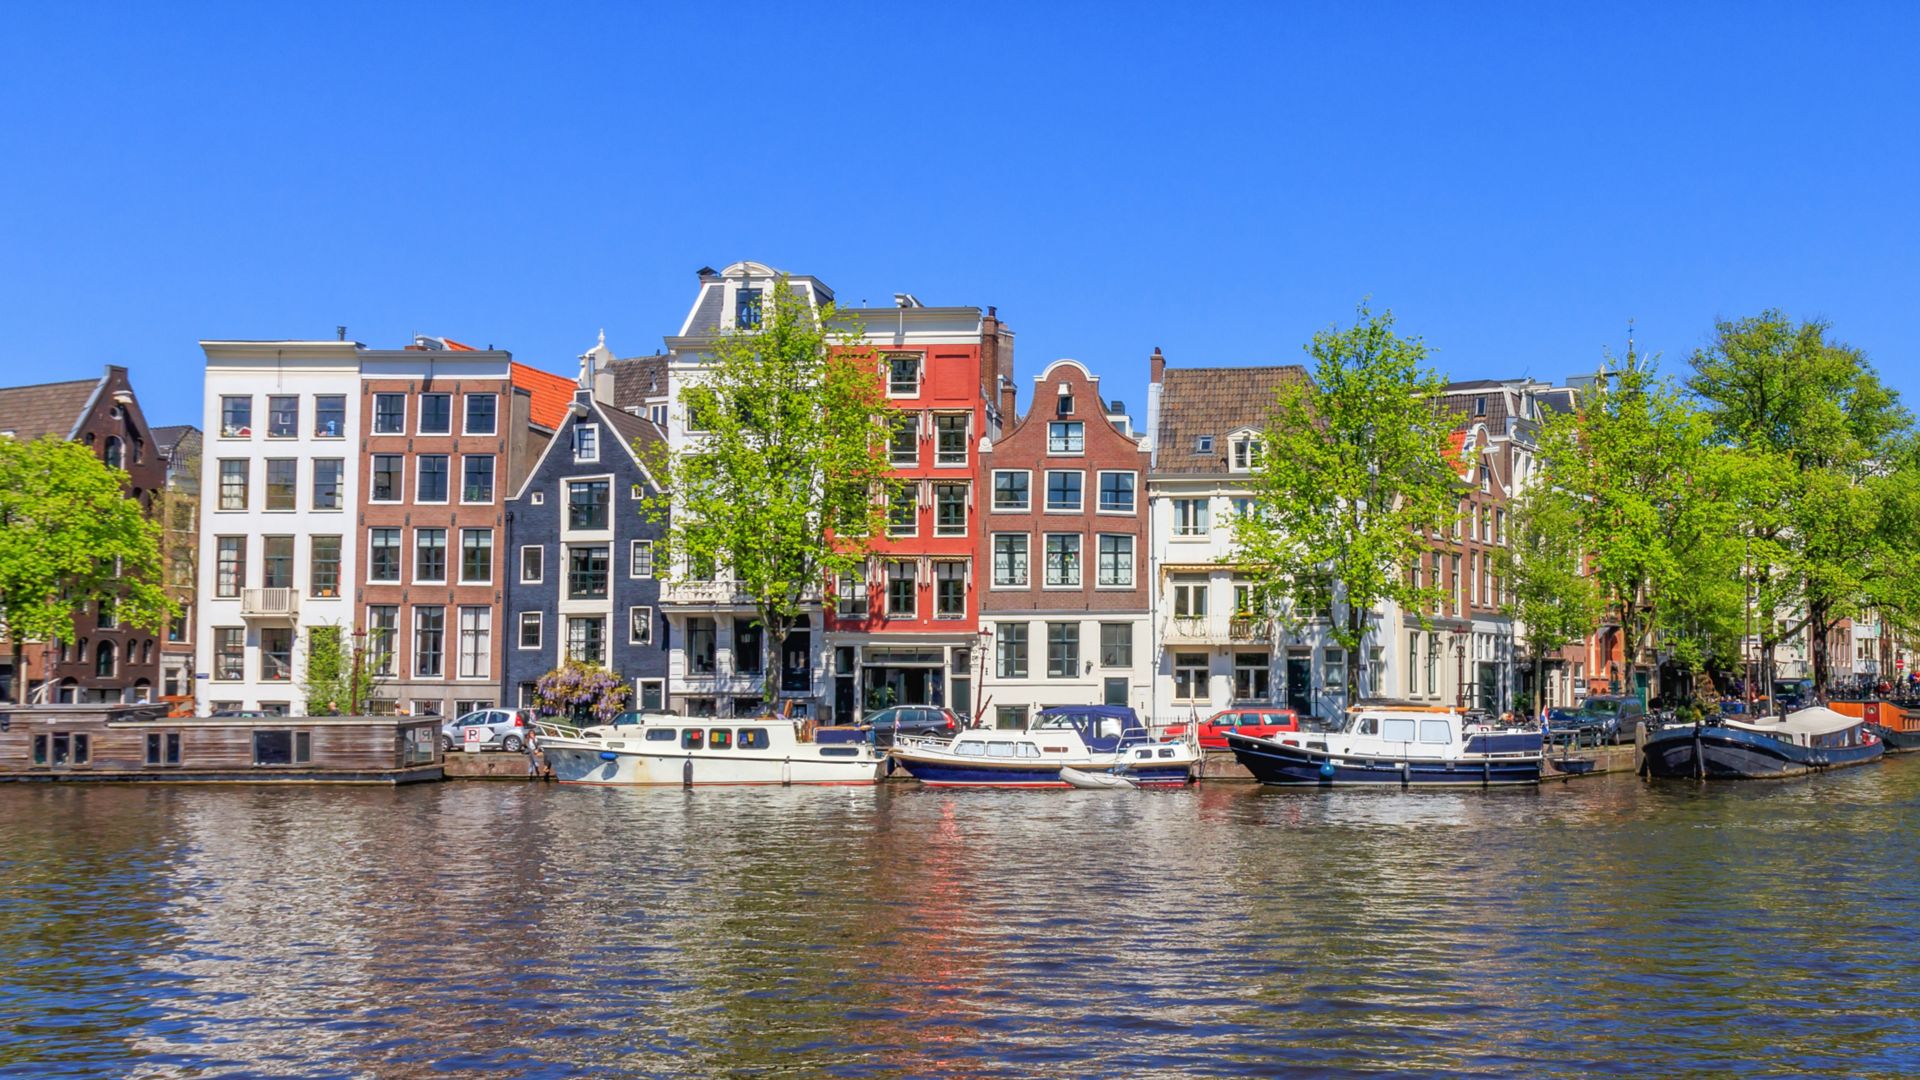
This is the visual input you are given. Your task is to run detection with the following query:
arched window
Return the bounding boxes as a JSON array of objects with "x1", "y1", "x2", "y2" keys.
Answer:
[
  {"x1": 125, "y1": 641, "x2": 137, "y2": 663},
  {"x1": 95, "y1": 641, "x2": 116, "y2": 678},
  {"x1": 104, "y1": 437, "x2": 123, "y2": 468},
  {"x1": 141, "y1": 640, "x2": 153, "y2": 664}
]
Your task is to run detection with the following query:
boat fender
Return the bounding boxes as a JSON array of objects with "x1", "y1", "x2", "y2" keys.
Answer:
[
  {"x1": 683, "y1": 757, "x2": 693, "y2": 787},
  {"x1": 598, "y1": 751, "x2": 618, "y2": 762},
  {"x1": 1318, "y1": 761, "x2": 1336, "y2": 780},
  {"x1": 782, "y1": 758, "x2": 792, "y2": 786}
]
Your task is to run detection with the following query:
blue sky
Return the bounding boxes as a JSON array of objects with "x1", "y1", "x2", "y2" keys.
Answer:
[{"x1": 2, "y1": 3, "x2": 1915, "y2": 426}]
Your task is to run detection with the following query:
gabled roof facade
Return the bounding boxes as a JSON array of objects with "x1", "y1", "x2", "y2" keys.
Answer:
[{"x1": 1153, "y1": 364, "x2": 1311, "y2": 476}]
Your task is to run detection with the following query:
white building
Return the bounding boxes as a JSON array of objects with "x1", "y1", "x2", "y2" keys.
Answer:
[{"x1": 195, "y1": 340, "x2": 363, "y2": 716}]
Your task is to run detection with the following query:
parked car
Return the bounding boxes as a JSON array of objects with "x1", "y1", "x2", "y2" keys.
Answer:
[
  {"x1": 1162, "y1": 708, "x2": 1302, "y2": 750},
  {"x1": 442, "y1": 708, "x2": 535, "y2": 752},
  {"x1": 1570, "y1": 695, "x2": 1647, "y2": 744},
  {"x1": 863, "y1": 706, "x2": 961, "y2": 747}
]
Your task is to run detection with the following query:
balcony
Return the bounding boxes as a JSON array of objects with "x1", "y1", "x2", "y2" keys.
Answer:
[
  {"x1": 1229, "y1": 616, "x2": 1271, "y2": 642},
  {"x1": 240, "y1": 588, "x2": 299, "y2": 621},
  {"x1": 660, "y1": 579, "x2": 823, "y2": 606},
  {"x1": 1163, "y1": 616, "x2": 1217, "y2": 645},
  {"x1": 1163, "y1": 615, "x2": 1271, "y2": 646}
]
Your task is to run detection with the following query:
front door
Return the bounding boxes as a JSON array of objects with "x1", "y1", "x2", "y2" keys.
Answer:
[
  {"x1": 1285, "y1": 657, "x2": 1312, "y2": 715},
  {"x1": 1103, "y1": 677, "x2": 1128, "y2": 707}
]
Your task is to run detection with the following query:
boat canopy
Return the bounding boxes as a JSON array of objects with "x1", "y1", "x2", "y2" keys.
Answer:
[
  {"x1": 1730, "y1": 707, "x2": 1862, "y2": 739},
  {"x1": 1033, "y1": 705, "x2": 1149, "y2": 751}
]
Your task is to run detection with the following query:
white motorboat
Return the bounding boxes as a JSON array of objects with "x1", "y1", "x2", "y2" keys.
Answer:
[
  {"x1": 889, "y1": 705, "x2": 1199, "y2": 788},
  {"x1": 534, "y1": 714, "x2": 885, "y2": 786}
]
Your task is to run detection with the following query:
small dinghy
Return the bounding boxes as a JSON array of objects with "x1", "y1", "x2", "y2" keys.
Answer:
[{"x1": 1060, "y1": 766, "x2": 1137, "y2": 790}]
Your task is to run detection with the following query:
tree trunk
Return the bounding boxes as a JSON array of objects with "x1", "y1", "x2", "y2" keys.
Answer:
[
  {"x1": 9, "y1": 641, "x2": 22, "y2": 705},
  {"x1": 1809, "y1": 600, "x2": 1832, "y2": 705},
  {"x1": 763, "y1": 610, "x2": 788, "y2": 716},
  {"x1": 1534, "y1": 650, "x2": 1547, "y2": 722}
]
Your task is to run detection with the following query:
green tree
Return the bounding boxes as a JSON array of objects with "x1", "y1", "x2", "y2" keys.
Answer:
[
  {"x1": 1688, "y1": 312, "x2": 1918, "y2": 702},
  {"x1": 0, "y1": 436, "x2": 176, "y2": 704},
  {"x1": 641, "y1": 276, "x2": 900, "y2": 707},
  {"x1": 1533, "y1": 351, "x2": 1742, "y2": 701},
  {"x1": 298, "y1": 626, "x2": 387, "y2": 715},
  {"x1": 1499, "y1": 479, "x2": 1600, "y2": 718},
  {"x1": 1230, "y1": 304, "x2": 1461, "y2": 710}
]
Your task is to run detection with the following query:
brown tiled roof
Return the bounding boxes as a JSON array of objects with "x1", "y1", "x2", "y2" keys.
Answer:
[
  {"x1": 598, "y1": 400, "x2": 665, "y2": 477},
  {"x1": 0, "y1": 376, "x2": 100, "y2": 441},
  {"x1": 1156, "y1": 365, "x2": 1310, "y2": 474},
  {"x1": 606, "y1": 355, "x2": 668, "y2": 410}
]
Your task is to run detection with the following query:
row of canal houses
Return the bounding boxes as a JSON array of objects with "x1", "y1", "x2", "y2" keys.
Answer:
[{"x1": 178, "y1": 261, "x2": 1611, "y2": 724}]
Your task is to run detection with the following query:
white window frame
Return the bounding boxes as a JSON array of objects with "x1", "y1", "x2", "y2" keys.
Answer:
[
  {"x1": 1095, "y1": 533, "x2": 1135, "y2": 588},
  {"x1": 933, "y1": 560, "x2": 968, "y2": 620},
  {"x1": 518, "y1": 611, "x2": 543, "y2": 650},
  {"x1": 991, "y1": 533, "x2": 1029, "y2": 589},
  {"x1": 885, "y1": 560, "x2": 917, "y2": 618},
  {"x1": 463, "y1": 393, "x2": 499, "y2": 436},
  {"x1": 367, "y1": 528, "x2": 403, "y2": 583},
  {"x1": 459, "y1": 454, "x2": 495, "y2": 504},
  {"x1": 1044, "y1": 470, "x2": 1084, "y2": 514},
  {"x1": 574, "y1": 423, "x2": 600, "y2": 463},
  {"x1": 458, "y1": 528, "x2": 493, "y2": 585},
  {"x1": 933, "y1": 412, "x2": 970, "y2": 467},
  {"x1": 417, "y1": 392, "x2": 453, "y2": 436},
  {"x1": 1047, "y1": 421, "x2": 1085, "y2": 456},
  {"x1": 456, "y1": 606, "x2": 491, "y2": 680},
  {"x1": 1096, "y1": 471, "x2": 1137, "y2": 515},
  {"x1": 1172, "y1": 497, "x2": 1211, "y2": 537},
  {"x1": 1043, "y1": 533, "x2": 1082, "y2": 589},
  {"x1": 412, "y1": 605, "x2": 447, "y2": 679},
  {"x1": 890, "y1": 415, "x2": 919, "y2": 467},
  {"x1": 888, "y1": 483, "x2": 919, "y2": 537},
  {"x1": 520, "y1": 544, "x2": 543, "y2": 585},
  {"x1": 369, "y1": 453, "x2": 403, "y2": 504},
  {"x1": 413, "y1": 528, "x2": 448, "y2": 585},
  {"x1": 933, "y1": 482, "x2": 969, "y2": 537},
  {"x1": 415, "y1": 454, "x2": 451, "y2": 505},
  {"x1": 1230, "y1": 436, "x2": 1263, "y2": 472},
  {"x1": 629, "y1": 539, "x2": 654, "y2": 579},
  {"x1": 885, "y1": 353, "x2": 922, "y2": 398},
  {"x1": 992, "y1": 470, "x2": 1031, "y2": 513},
  {"x1": 371, "y1": 393, "x2": 406, "y2": 435},
  {"x1": 628, "y1": 605, "x2": 654, "y2": 645}
]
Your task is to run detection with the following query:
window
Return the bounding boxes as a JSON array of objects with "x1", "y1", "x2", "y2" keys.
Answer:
[
  {"x1": 1173, "y1": 576, "x2": 1208, "y2": 618},
  {"x1": 1473, "y1": 395, "x2": 1488, "y2": 417},
  {"x1": 414, "y1": 606, "x2": 446, "y2": 677},
  {"x1": 518, "y1": 612, "x2": 542, "y2": 649},
  {"x1": 1479, "y1": 461, "x2": 1491, "y2": 493},
  {"x1": 1100, "y1": 623, "x2": 1132, "y2": 668},
  {"x1": 560, "y1": 615, "x2": 604, "y2": 665},
  {"x1": 217, "y1": 459, "x2": 248, "y2": 510},
  {"x1": 458, "y1": 608, "x2": 490, "y2": 679},
  {"x1": 264, "y1": 459, "x2": 296, "y2": 510},
  {"x1": 1192, "y1": 435, "x2": 1213, "y2": 455},
  {"x1": 890, "y1": 416, "x2": 918, "y2": 466},
  {"x1": 417, "y1": 456, "x2": 450, "y2": 502},
  {"x1": 1231, "y1": 436, "x2": 1262, "y2": 471},
  {"x1": 219, "y1": 534, "x2": 251, "y2": 599},
  {"x1": 1056, "y1": 392, "x2": 1075, "y2": 417},
  {"x1": 573, "y1": 424, "x2": 599, "y2": 463},
  {"x1": 996, "y1": 622, "x2": 1029, "y2": 678},
  {"x1": 520, "y1": 545, "x2": 543, "y2": 584},
  {"x1": 313, "y1": 394, "x2": 345, "y2": 437},
  {"x1": 312, "y1": 459, "x2": 343, "y2": 510},
  {"x1": 568, "y1": 479, "x2": 609, "y2": 530},
  {"x1": 367, "y1": 606, "x2": 397, "y2": 676},
  {"x1": 993, "y1": 471, "x2": 1030, "y2": 512},
  {"x1": 103, "y1": 436, "x2": 123, "y2": 468},
  {"x1": 369, "y1": 528, "x2": 401, "y2": 582},
  {"x1": 465, "y1": 394, "x2": 498, "y2": 435},
  {"x1": 629, "y1": 540, "x2": 654, "y2": 578},
  {"x1": 97, "y1": 599, "x2": 117, "y2": 629},
  {"x1": 887, "y1": 354, "x2": 920, "y2": 395},
  {"x1": 415, "y1": 528, "x2": 447, "y2": 583},
  {"x1": 1173, "y1": 498, "x2": 1210, "y2": 536},
  {"x1": 1036, "y1": 533, "x2": 1078, "y2": 587},
  {"x1": 310, "y1": 536, "x2": 341, "y2": 598},
  {"x1": 1045, "y1": 471, "x2": 1083, "y2": 511},
  {"x1": 462, "y1": 455, "x2": 494, "y2": 503},
  {"x1": 935, "y1": 414, "x2": 968, "y2": 465},
  {"x1": 935, "y1": 561, "x2": 966, "y2": 619},
  {"x1": 736, "y1": 287, "x2": 763, "y2": 327},
  {"x1": 1047, "y1": 622, "x2": 1080, "y2": 678},
  {"x1": 460, "y1": 529, "x2": 492, "y2": 584},
  {"x1": 628, "y1": 606, "x2": 653, "y2": 645},
  {"x1": 886, "y1": 561, "x2": 916, "y2": 617},
  {"x1": 1048, "y1": 421, "x2": 1085, "y2": 454},
  {"x1": 888, "y1": 486, "x2": 917, "y2": 536},
  {"x1": 1407, "y1": 632, "x2": 1420, "y2": 696},
  {"x1": 261, "y1": 627, "x2": 292, "y2": 681},
  {"x1": 250, "y1": 730, "x2": 310, "y2": 766},
  {"x1": 1427, "y1": 632, "x2": 1440, "y2": 696},
  {"x1": 934, "y1": 483, "x2": 968, "y2": 536},
  {"x1": 568, "y1": 546, "x2": 609, "y2": 598},
  {"x1": 689, "y1": 618, "x2": 716, "y2": 673},
  {"x1": 145, "y1": 732, "x2": 182, "y2": 766},
  {"x1": 836, "y1": 571, "x2": 868, "y2": 617},
  {"x1": 167, "y1": 613, "x2": 187, "y2": 643},
  {"x1": 371, "y1": 454, "x2": 403, "y2": 502},
  {"x1": 1097, "y1": 472, "x2": 1135, "y2": 513},
  {"x1": 265, "y1": 395, "x2": 298, "y2": 438},
  {"x1": 214, "y1": 627, "x2": 244, "y2": 679},
  {"x1": 1420, "y1": 719, "x2": 1451, "y2": 744},
  {"x1": 1174, "y1": 653, "x2": 1209, "y2": 701},
  {"x1": 372, "y1": 394, "x2": 406, "y2": 434},
  {"x1": 1234, "y1": 653, "x2": 1270, "y2": 701},
  {"x1": 1324, "y1": 648, "x2": 1347, "y2": 694},
  {"x1": 262, "y1": 536, "x2": 293, "y2": 589},
  {"x1": 1096, "y1": 534, "x2": 1134, "y2": 587},
  {"x1": 734, "y1": 619, "x2": 764, "y2": 675},
  {"x1": 418, "y1": 393, "x2": 452, "y2": 435},
  {"x1": 220, "y1": 396, "x2": 252, "y2": 437},
  {"x1": 94, "y1": 640, "x2": 115, "y2": 678}
]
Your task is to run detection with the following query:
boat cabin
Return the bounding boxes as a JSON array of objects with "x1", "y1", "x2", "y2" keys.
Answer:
[
  {"x1": 0, "y1": 704, "x2": 442, "y2": 783},
  {"x1": 1728, "y1": 708, "x2": 1871, "y2": 749},
  {"x1": 1030, "y1": 705, "x2": 1154, "y2": 751}
]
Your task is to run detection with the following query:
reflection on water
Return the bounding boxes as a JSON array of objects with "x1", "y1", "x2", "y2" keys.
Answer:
[{"x1": 4, "y1": 764, "x2": 1920, "y2": 1077}]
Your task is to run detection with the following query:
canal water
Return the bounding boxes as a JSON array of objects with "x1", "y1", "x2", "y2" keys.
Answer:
[{"x1": 5, "y1": 763, "x2": 1920, "y2": 1078}]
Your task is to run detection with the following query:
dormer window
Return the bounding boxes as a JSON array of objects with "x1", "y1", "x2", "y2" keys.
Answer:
[
  {"x1": 1230, "y1": 436, "x2": 1263, "y2": 471},
  {"x1": 1474, "y1": 396, "x2": 1488, "y2": 417},
  {"x1": 1056, "y1": 391, "x2": 1074, "y2": 417},
  {"x1": 736, "y1": 288, "x2": 763, "y2": 328},
  {"x1": 573, "y1": 424, "x2": 600, "y2": 463},
  {"x1": 1193, "y1": 435, "x2": 1213, "y2": 455}
]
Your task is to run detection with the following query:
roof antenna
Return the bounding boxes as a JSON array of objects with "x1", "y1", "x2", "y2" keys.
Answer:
[{"x1": 336, "y1": 325, "x2": 347, "y2": 341}]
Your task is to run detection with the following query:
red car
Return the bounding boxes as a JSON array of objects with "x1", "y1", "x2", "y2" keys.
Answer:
[{"x1": 1164, "y1": 708, "x2": 1302, "y2": 750}]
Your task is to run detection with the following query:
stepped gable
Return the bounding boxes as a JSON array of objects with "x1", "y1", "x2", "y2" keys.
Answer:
[{"x1": 1157, "y1": 364, "x2": 1310, "y2": 475}]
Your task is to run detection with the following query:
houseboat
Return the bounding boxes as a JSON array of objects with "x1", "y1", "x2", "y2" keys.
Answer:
[
  {"x1": 1641, "y1": 707, "x2": 1884, "y2": 779},
  {"x1": 0, "y1": 704, "x2": 442, "y2": 783},
  {"x1": 534, "y1": 714, "x2": 886, "y2": 786},
  {"x1": 1829, "y1": 699, "x2": 1920, "y2": 753},
  {"x1": 1225, "y1": 702, "x2": 1543, "y2": 787},
  {"x1": 887, "y1": 705, "x2": 1199, "y2": 788}
]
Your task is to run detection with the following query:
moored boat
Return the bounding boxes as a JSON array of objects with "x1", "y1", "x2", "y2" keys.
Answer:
[
  {"x1": 1829, "y1": 700, "x2": 1920, "y2": 754},
  {"x1": 888, "y1": 705, "x2": 1198, "y2": 788},
  {"x1": 1225, "y1": 702, "x2": 1543, "y2": 787},
  {"x1": 535, "y1": 714, "x2": 885, "y2": 786},
  {"x1": 1640, "y1": 707, "x2": 1884, "y2": 780}
]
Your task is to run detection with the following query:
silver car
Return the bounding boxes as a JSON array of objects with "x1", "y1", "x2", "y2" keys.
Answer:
[{"x1": 441, "y1": 708, "x2": 534, "y2": 753}]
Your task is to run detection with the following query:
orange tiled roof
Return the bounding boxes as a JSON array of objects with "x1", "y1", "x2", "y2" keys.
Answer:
[
  {"x1": 512, "y1": 363, "x2": 578, "y2": 430},
  {"x1": 440, "y1": 337, "x2": 478, "y2": 351}
]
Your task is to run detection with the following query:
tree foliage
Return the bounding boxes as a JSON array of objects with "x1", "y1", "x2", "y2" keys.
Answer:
[
  {"x1": 0, "y1": 436, "x2": 176, "y2": 703},
  {"x1": 298, "y1": 626, "x2": 387, "y2": 715},
  {"x1": 1230, "y1": 304, "x2": 1461, "y2": 709},
  {"x1": 534, "y1": 660, "x2": 630, "y2": 725},
  {"x1": 1499, "y1": 477, "x2": 1600, "y2": 714},
  {"x1": 640, "y1": 275, "x2": 900, "y2": 706}
]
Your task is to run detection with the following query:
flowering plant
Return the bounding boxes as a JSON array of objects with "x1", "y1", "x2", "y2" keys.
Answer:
[{"x1": 533, "y1": 660, "x2": 630, "y2": 724}]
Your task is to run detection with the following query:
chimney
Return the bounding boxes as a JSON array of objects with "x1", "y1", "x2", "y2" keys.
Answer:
[
  {"x1": 1145, "y1": 347, "x2": 1167, "y2": 468},
  {"x1": 1150, "y1": 346, "x2": 1166, "y2": 384},
  {"x1": 697, "y1": 266, "x2": 720, "y2": 283}
]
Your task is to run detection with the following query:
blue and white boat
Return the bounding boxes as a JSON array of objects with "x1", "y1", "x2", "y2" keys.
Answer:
[
  {"x1": 1225, "y1": 703, "x2": 1543, "y2": 787},
  {"x1": 1641, "y1": 707, "x2": 1883, "y2": 780},
  {"x1": 888, "y1": 705, "x2": 1199, "y2": 788}
]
